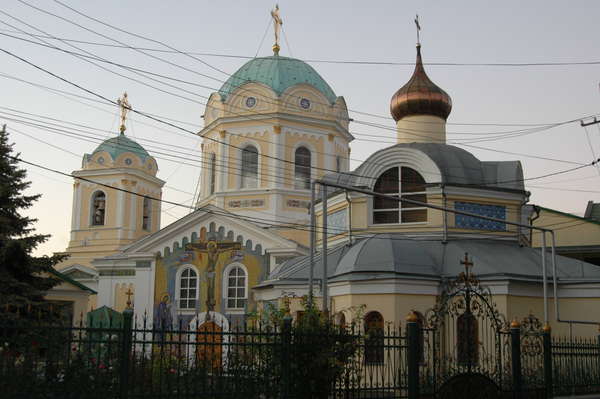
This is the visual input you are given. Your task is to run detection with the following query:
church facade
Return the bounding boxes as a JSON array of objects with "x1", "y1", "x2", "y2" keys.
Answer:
[{"x1": 56, "y1": 34, "x2": 600, "y2": 336}]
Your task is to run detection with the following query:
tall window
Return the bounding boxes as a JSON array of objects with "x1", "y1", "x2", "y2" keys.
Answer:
[
  {"x1": 336, "y1": 155, "x2": 341, "y2": 173},
  {"x1": 372, "y1": 166, "x2": 427, "y2": 224},
  {"x1": 142, "y1": 196, "x2": 151, "y2": 231},
  {"x1": 91, "y1": 191, "x2": 106, "y2": 226},
  {"x1": 294, "y1": 146, "x2": 311, "y2": 190},
  {"x1": 241, "y1": 145, "x2": 259, "y2": 188},
  {"x1": 178, "y1": 267, "x2": 198, "y2": 309},
  {"x1": 226, "y1": 266, "x2": 247, "y2": 310},
  {"x1": 364, "y1": 311, "x2": 384, "y2": 365},
  {"x1": 209, "y1": 153, "x2": 216, "y2": 195}
]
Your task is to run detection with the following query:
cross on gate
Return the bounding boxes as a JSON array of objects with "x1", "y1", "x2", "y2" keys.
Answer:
[{"x1": 460, "y1": 252, "x2": 474, "y2": 279}]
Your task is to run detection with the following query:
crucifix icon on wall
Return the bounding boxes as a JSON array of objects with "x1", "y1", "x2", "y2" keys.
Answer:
[{"x1": 185, "y1": 240, "x2": 242, "y2": 314}]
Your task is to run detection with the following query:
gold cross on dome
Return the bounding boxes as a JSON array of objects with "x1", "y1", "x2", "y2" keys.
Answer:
[
  {"x1": 125, "y1": 288, "x2": 134, "y2": 309},
  {"x1": 460, "y1": 252, "x2": 474, "y2": 278},
  {"x1": 117, "y1": 92, "x2": 131, "y2": 134}
]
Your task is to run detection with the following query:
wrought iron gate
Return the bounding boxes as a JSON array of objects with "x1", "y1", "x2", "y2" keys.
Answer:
[{"x1": 419, "y1": 253, "x2": 512, "y2": 398}]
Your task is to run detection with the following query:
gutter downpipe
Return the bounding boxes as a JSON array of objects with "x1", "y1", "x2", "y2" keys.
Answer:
[
  {"x1": 441, "y1": 184, "x2": 448, "y2": 244},
  {"x1": 322, "y1": 184, "x2": 329, "y2": 316},
  {"x1": 308, "y1": 181, "x2": 316, "y2": 308},
  {"x1": 345, "y1": 190, "x2": 353, "y2": 245},
  {"x1": 541, "y1": 232, "x2": 548, "y2": 324}
]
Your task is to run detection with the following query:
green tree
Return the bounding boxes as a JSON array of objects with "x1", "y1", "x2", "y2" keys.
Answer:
[{"x1": 0, "y1": 124, "x2": 64, "y2": 319}]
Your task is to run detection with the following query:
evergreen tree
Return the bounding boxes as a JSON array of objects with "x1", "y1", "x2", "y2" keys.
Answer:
[{"x1": 0, "y1": 124, "x2": 64, "y2": 319}]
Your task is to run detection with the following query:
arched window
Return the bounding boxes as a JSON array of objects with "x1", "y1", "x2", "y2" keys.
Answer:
[
  {"x1": 372, "y1": 166, "x2": 427, "y2": 224},
  {"x1": 177, "y1": 267, "x2": 198, "y2": 309},
  {"x1": 209, "y1": 153, "x2": 216, "y2": 195},
  {"x1": 294, "y1": 146, "x2": 311, "y2": 190},
  {"x1": 364, "y1": 311, "x2": 384, "y2": 365},
  {"x1": 142, "y1": 196, "x2": 151, "y2": 231},
  {"x1": 225, "y1": 266, "x2": 247, "y2": 310},
  {"x1": 241, "y1": 145, "x2": 259, "y2": 188},
  {"x1": 91, "y1": 191, "x2": 106, "y2": 226}
]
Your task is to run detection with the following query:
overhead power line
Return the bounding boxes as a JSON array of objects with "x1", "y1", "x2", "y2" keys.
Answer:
[
  {"x1": 2, "y1": 27, "x2": 600, "y2": 68},
  {"x1": 0, "y1": 46, "x2": 597, "y2": 191}
]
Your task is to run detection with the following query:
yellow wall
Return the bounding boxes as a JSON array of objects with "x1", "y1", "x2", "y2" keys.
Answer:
[{"x1": 531, "y1": 209, "x2": 600, "y2": 248}]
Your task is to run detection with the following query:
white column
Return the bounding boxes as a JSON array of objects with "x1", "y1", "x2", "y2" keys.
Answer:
[
  {"x1": 116, "y1": 180, "x2": 125, "y2": 239},
  {"x1": 70, "y1": 182, "x2": 82, "y2": 240},
  {"x1": 325, "y1": 133, "x2": 335, "y2": 174},
  {"x1": 218, "y1": 130, "x2": 228, "y2": 192},
  {"x1": 133, "y1": 260, "x2": 154, "y2": 325},
  {"x1": 129, "y1": 182, "x2": 138, "y2": 239},
  {"x1": 272, "y1": 126, "x2": 283, "y2": 188},
  {"x1": 97, "y1": 274, "x2": 113, "y2": 308}
]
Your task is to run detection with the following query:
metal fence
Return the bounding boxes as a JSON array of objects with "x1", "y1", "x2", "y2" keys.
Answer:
[
  {"x1": 0, "y1": 311, "x2": 408, "y2": 399},
  {"x1": 1, "y1": 312, "x2": 600, "y2": 399}
]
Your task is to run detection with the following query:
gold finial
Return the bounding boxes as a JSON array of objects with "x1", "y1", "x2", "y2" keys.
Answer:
[
  {"x1": 270, "y1": 4, "x2": 283, "y2": 56},
  {"x1": 125, "y1": 288, "x2": 134, "y2": 309},
  {"x1": 542, "y1": 323, "x2": 552, "y2": 333},
  {"x1": 406, "y1": 311, "x2": 418, "y2": 323},
  {"x1": 117, "y1": 92, "x2": 131, "y2": 135},
  {"x1": 510, "y1": 318, "x2": 521, "y2": 329},
  {"x1": 414, "y1": 14, "x2": 421, "y2": 46}
]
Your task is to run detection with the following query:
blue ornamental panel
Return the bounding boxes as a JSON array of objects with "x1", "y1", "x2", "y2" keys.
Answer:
[
  {"x1": 455, "y1": 202, "x2": 506, "y2": 231},
  {"x1": 328, "y1": 208, "x2": 348, "y2": 235}
]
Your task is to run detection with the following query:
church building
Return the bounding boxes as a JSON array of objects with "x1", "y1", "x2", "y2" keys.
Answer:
[{"x1": 55, "y1": 15, "x2": 600, "y2": 336}]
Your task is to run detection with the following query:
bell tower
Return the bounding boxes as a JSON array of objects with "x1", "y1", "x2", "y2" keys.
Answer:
[{"x1": 56, "y1": 93, "x2": 165, "y2": 276}]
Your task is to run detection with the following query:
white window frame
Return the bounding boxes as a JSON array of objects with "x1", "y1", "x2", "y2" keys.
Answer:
[
  {"x1": 222, "y1": 262, "x2": 248, "y2": 312},
  {"x1": 175, "y1": 265, "x2": 200, "y2": 311},
  {"x1": 371, "y1": 166, "x2": 428, "y2": 226}
]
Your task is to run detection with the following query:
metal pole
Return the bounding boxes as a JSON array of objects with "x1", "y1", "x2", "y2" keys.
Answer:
[
  {"x1": 322, "y1": 184, "x2": 328, "y2": 316},
  {"x1": 309, "y1": 181, "x2": 316, "y2": 307},
  {"x1": 541, "y1": 231, "x2": 548, "y2": 325}
]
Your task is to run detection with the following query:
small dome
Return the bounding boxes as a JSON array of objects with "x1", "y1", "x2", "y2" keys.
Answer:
[
  {"x1": 218, "y1": 56, "x2": 337, "y2": 104},
  {"x1": 92, "y1": 134, "x2": 150, "y2": 162},
  {"x1": 390, "y1": 45, "x2": 452, "y2": 122}
]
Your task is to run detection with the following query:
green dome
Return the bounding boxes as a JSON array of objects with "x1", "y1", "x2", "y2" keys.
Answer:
[
  {"x1": 92, "y1": 134, "x2": 150, "y2": 162},
  {"x1": 219, "y1": 56, "x2": 337, "y2": 104}
]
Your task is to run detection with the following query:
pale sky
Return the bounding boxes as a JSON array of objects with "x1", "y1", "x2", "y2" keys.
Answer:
[{"x1": 1, "y1": 0, "x2": 599, "y2": 256}]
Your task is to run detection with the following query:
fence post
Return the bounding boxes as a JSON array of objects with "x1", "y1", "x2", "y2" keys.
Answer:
[
  {"x1": 119, "y1": 307, "x2": 133, "y2": 399},
  {"x1": 280, "y1": 315, "x2": 292, "y2": 399},
  {"x1": 542, "y1": 324, "x2": 552, "y2": 399},
  {"x1": 407, "y1": 312, "x2": 420, "y2": 399},
  {"x1": 510, "y1": 319, "x2": 522, "y2": 399}
]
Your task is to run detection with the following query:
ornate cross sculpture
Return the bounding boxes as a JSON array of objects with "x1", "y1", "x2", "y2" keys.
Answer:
[
  {"x1": 460, "y1": 252, "x2": 474, "y2": 282},
  {"x1": 185, "y1": 240, "x2": 242, "y2": 313},
  {"x1": 125, "y1": 287, "x2": 134, "y2": 309},
  {"x1": 117, "y1": 92, "x2": 131, "y2": 134},
  {"x1": 414, "y1": 14, "x2": 421, "y2": 45},
  {"x1": 271, "y1": 4, "x2": 283, "y2": 55}
]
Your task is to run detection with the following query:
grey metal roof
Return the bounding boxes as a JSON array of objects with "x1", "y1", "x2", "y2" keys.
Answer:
[
  {"x1": 260, "y1": 235, "x2": 600, "y2": 286},
  {"x1": 321, "y1": 143, "x2": 524, "y2": 192}
]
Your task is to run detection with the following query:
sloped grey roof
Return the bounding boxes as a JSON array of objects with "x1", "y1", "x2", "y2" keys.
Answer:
[
  {"x1": 321, "y1": 143, "x2": 524, "y2": 192},
  {"x1": 259, "y1": 235, "x2": 600, "y2": 287}
]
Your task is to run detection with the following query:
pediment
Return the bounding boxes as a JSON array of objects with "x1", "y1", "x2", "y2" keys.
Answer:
[{"x1": 119, "y1": 205, "x2": 303, "y2": 258}]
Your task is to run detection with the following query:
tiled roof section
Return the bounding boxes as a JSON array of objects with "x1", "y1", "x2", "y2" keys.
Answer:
[{"x1": 218, "y1": 56, "x2": 337, "y2": 104}]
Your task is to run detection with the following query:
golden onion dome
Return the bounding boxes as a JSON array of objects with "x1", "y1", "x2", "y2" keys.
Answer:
[{"x1": 390, "y1": 44, "x2": 452, "y2": 122}]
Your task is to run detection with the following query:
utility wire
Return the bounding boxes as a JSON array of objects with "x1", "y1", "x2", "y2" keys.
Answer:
[
  {"x1": 16, "y1": 1, "x2": 600, "y2": 129},
  {"x1": 2, "y1": 26, "x2": 600, "y2": 69},
  {"x1": 0, "y1": 47, "x2": 595, "y2": 191}
]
